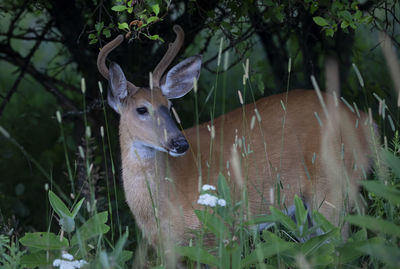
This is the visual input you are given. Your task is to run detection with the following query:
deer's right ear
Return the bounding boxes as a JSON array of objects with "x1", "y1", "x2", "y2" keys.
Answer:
[{"x1": 108, "y1": 62, "x2": 128, "y2": 113}]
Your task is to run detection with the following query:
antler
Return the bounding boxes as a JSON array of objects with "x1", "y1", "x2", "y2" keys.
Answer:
[
  {"x1": 152, "y1": 25, "x2": 184, "y2": 88},
  {"x1": 97, "y1": 35, "x2": 138, "y2": 92}
]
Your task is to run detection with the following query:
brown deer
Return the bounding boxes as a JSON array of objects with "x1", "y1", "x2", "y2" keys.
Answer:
[{"x1": 97, "y1": 25, "x2": 374, "y2": 252}]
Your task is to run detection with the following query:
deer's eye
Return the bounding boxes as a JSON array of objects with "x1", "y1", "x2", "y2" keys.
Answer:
[{"x1": 136, "y1": 107, "x2": 148, "y2": 115}]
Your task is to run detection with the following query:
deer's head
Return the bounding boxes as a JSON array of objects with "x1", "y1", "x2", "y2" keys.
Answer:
[{"x1": 97, "y1": 25, "x2": 201, "y2": 157}]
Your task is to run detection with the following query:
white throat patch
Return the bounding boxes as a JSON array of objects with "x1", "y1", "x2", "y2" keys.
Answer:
[{"x1": 130, "y1": 141, "x2": 167, "y2": 160}]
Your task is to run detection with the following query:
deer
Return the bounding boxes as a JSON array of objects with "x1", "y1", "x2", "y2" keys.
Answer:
[{"x1": 97, "y1": 25, "x2": 375, "y2": 254}]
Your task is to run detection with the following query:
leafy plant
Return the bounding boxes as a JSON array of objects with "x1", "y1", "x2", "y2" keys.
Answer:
[{"x1": 18, "y1": 191, "x2": 132, "y2": 268}]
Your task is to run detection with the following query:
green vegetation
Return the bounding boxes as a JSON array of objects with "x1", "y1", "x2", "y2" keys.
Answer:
[{"x1": 1, "y1": 0, "x2": 400, "y2": 268}]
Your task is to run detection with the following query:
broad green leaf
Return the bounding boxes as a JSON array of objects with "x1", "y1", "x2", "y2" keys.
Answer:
[
  {"x1": 118, "y1": 22, "x2": 129, "y2": 31},
  {"x1": 245, "y1": 215, "x2": 275, "y2": 226},
  {"x1": 312, "y1": 211, "x2": 335, "y2": 232},
  {"x1": 313, "y1": 16, "x2": 329, "y2": 26},
  {"x1": 357, "y1": 243, "x2": 400, "y2": 267},
  {"x1": 21, "y1": 252, "x2": 53, "y2": 268},
  {"x1": 241, "y1": 231, "x2": 294, "y2": 267},
  {"x1": 118, "y1": 250, "x2": 133, "y2": 265},
  {"x1": 346, "y1": 215, "x2": 400, "y2": 237},
  {"x1": 19, "y1": 232, "x2": 69, "y2": 250},
  {"x1": 89, "y1": 38, "x2": 98, "y2": 45},
  {"x1": 95, "y1": 22, "x2": 104, "y2": 33},
  {"x1": 70, "y1": 211, "x2": 110, "y2": 246},
  {"x1": 194, "y1": 210, "x2": 227, "y2": 238},
  {"x1": 336, "y1": 237, "x2": 384, "y2": 263},
  {"x1": 103, "y1": 29, "x2": 111, "y2": 38},
  {"x1": 311, "y1": 254, "x2": 334, "y2": 266},
  {"x1": 88, "y1": 33, "x2": 96, "y2": 39},
  {"x1": 326, "y1": 28, "x2": 334, "y2": 37},
  {"x1": 59, "y1": 215, "x2": 75, "y2": 233},
  {"x1": 111, "y1": 5, "x2": 127, "y2": 12},
  {"x1": 71, "y1": 198, "x2": 85, "y2": 218},
  {"x1": 362, "y1": 180, "x2": 400, "y2": 204},
  {"x1": 301, "y1": 228, "x2": 339, "y2": 257},
  {"x1": 381, "y1": 148, "x2": 400, "y2": 178},
  {"x1": 48, "y1": 190, "x2": 71, "y2": 218},
  {"x1": 294, "y1": 195, "x2": 308, "y2": 230},
  {"x1": 217, "y1": 172, "x2": 231, "y2": 205},
  {"x1": 270, "y1": 206, "x2": 296, "y2": 231},
  {"x1": 176, "y1": 246, "x2": 218, "y2": 266},
  {"x1": 151, "y1": 4, "x2": 160, "y2": 16},
  {"x1": 338, "y1": 10, "x2": 352, "y2": 21},
  {"x1": 147, "y1": 16, "x2": 159, "y2": 24}
]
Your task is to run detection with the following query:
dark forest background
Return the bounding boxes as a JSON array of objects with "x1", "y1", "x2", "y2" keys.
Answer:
[{"x1": 0, "y1": 0, "x2": 399, "y2": 250}]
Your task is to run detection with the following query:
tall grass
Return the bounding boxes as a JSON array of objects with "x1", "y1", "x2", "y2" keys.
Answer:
[{"x1": 0, "y1": 41, "x2": 400, "y2": 269}]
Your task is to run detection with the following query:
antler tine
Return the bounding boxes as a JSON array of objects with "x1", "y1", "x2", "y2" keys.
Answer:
[
  {"x1": 97, "y1": 35, "x2": 138, "y2": 91},
  {"x1": 152, "y1": 25, "x2": 184, "y2": 88},
  {"x1": 97, "y1": 35, "x2": 124, "y2": 79}
]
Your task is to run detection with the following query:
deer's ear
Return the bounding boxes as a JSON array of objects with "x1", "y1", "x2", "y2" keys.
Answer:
[
  {"x1": 160, "y1": 55, "x2": 202, "y2": 99},
  {"x1": 108, "y1": 62, "x2": 128, "y2": 113}
]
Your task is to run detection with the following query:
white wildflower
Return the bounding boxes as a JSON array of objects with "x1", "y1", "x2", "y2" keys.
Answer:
[
  {"x1": 201, "y1": 184, "x2": 216, "y2": 191},
  {"x1": 197, "y1": 193, "x2": 218, "y2": 207},
  {"x1": 61, "y1": 252, "x2": 74, "y2": 261},
  {"x1": 53, "y1": 252, "x2": 87, "y2": 269},
  {"x1": 217, "y1": 198, "x2": 227, "y2": 207}
]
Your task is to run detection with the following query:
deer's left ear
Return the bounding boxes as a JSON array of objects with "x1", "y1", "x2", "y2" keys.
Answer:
[{"x1": 160, "y1": 55, "x2": 202, "y2": 99}]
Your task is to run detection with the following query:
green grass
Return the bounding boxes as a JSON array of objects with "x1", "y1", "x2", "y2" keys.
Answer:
[{"x1": 1, "y1": 53, "x2": 400, "y2": 268}]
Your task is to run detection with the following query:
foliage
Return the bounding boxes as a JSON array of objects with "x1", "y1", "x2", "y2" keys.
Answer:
[
  {"x1": 89, "y1": 0, "x2": 167, "y2": 43},
  {"x1": 178, "y1": 166, "x2": 400, "y2": 268},
  {"x1": 17, "y1": 190, "x2": 132, "y2": 268}
]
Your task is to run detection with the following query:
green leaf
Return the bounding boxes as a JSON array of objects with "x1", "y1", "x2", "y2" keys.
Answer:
[
  {"x1": 313, "y1": 16, "x2": 329, "y2": 27},
  {"x1": 118, "y1": 22, "x2": 130, "y2": 31},
  {"x1": 240, "y1": 231, "x2": 294, "y2": 267},
  {"x1": 48, "y1": 190, "x2": 71, "y2": 218},
  {"x1": 71, "y1": 198, "x2": 85, "y2": 218},
  {"x1": 88, "y1": 33, "x2": 96, "y2": 39},
  {"x1": 270, "y1": 206, "x2": 296, "y2": 231},
  {"x1": 357, "y1": 243, "x2": 400, "y2": 267},
  {"x1": 217, "y1": 173, "x2": 231, "y2": 205},
  {"x1": 312, "y1": 211, "x2": 335, "y2": 233},
  {"x1": 148, "y1": 34, "x2": 162, "y2": 41},
  {"x1": 89, "y1": 38, "x2": 98, "y2": 45},
  {"x1": 381, "y1": 148, "x2": 400, "y2": 178},
  {"x1": 21, "y1": 252, "x2": 53, "y2": 268},
  {"x1": 176, "y1": 246, "x2": 218, "y2": 266},
  {"x1": 294, "y1": 195, "x2": 308, "y2": 231},
  {"x1": 194, "y1": 210, "x2": 226, "y2": 238},
  {"x1": 338, "y1": 10, "x2": 352, "y2": 21},
  {"x1": 19, "y1": 232, "x2": 69, "y2": 250},
  {"x1": 346, "y1": 215, "x2": 400, "y2": 237},
  {"x1": 151, "y1": 4, "x2": 160, "y2": 16},
  {"x1": 326, "y1": 28, "x2": 335, "y2": 37},
  {"x1": 102, "y1": 29, "x2": 111, "y2": 38},
  {"x1": 341, "y1": 21, "x2": 349, "y2": 29},
  {"x1": 111, "y1": 228, "x2": 129, "y2": 263},
  {"x1": 59, "y1": 215, "x2": 75, "y2": 233},
  {"x1": 111, "y1": 5, "x2": 127, "y2": 12},
  {"x1": 301, "y1": 228, "x2": 339, "y2": 257},
  {"x1": 95, "y1": 22, "x2": 104, "y2": 33},
  {"x1": 147, "y1": 16, "x2": 159, "y2": 24},
  {"x1": 70, "y1": 211, "x2": 110, "y2": 246},
  {"x1": 336, "y1": 237, "x2": 384, "y2": 263},
  {"x1": 362, "y1": 180, "x2": 400, "y2": 204}
]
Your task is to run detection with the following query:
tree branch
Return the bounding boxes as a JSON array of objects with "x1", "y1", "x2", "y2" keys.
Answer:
[{"x1": 0, "y1": 21, "x2": 54, "y2": 117}]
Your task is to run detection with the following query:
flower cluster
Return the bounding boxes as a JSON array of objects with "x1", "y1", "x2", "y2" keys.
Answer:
[
  {"x1": 53, "y1": 252, "x2": 88, "y2": 269},
  {"x1": 197, "y1": 184, "x2": 226, "y2": 207}
]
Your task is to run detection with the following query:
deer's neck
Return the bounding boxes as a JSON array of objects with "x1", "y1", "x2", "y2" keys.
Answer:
[{"x1": 119, "y1": 125, "x2": 168, "y2": 212}]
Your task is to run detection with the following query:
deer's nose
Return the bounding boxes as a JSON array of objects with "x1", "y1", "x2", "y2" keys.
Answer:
[{"x1": 171, "y1": 136, "x2": 189, "y2": 153}]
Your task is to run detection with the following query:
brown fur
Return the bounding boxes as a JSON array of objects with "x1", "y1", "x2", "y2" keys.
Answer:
[{"x1": 118, "y1": 88, "x2": 374, "y2": 248}]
